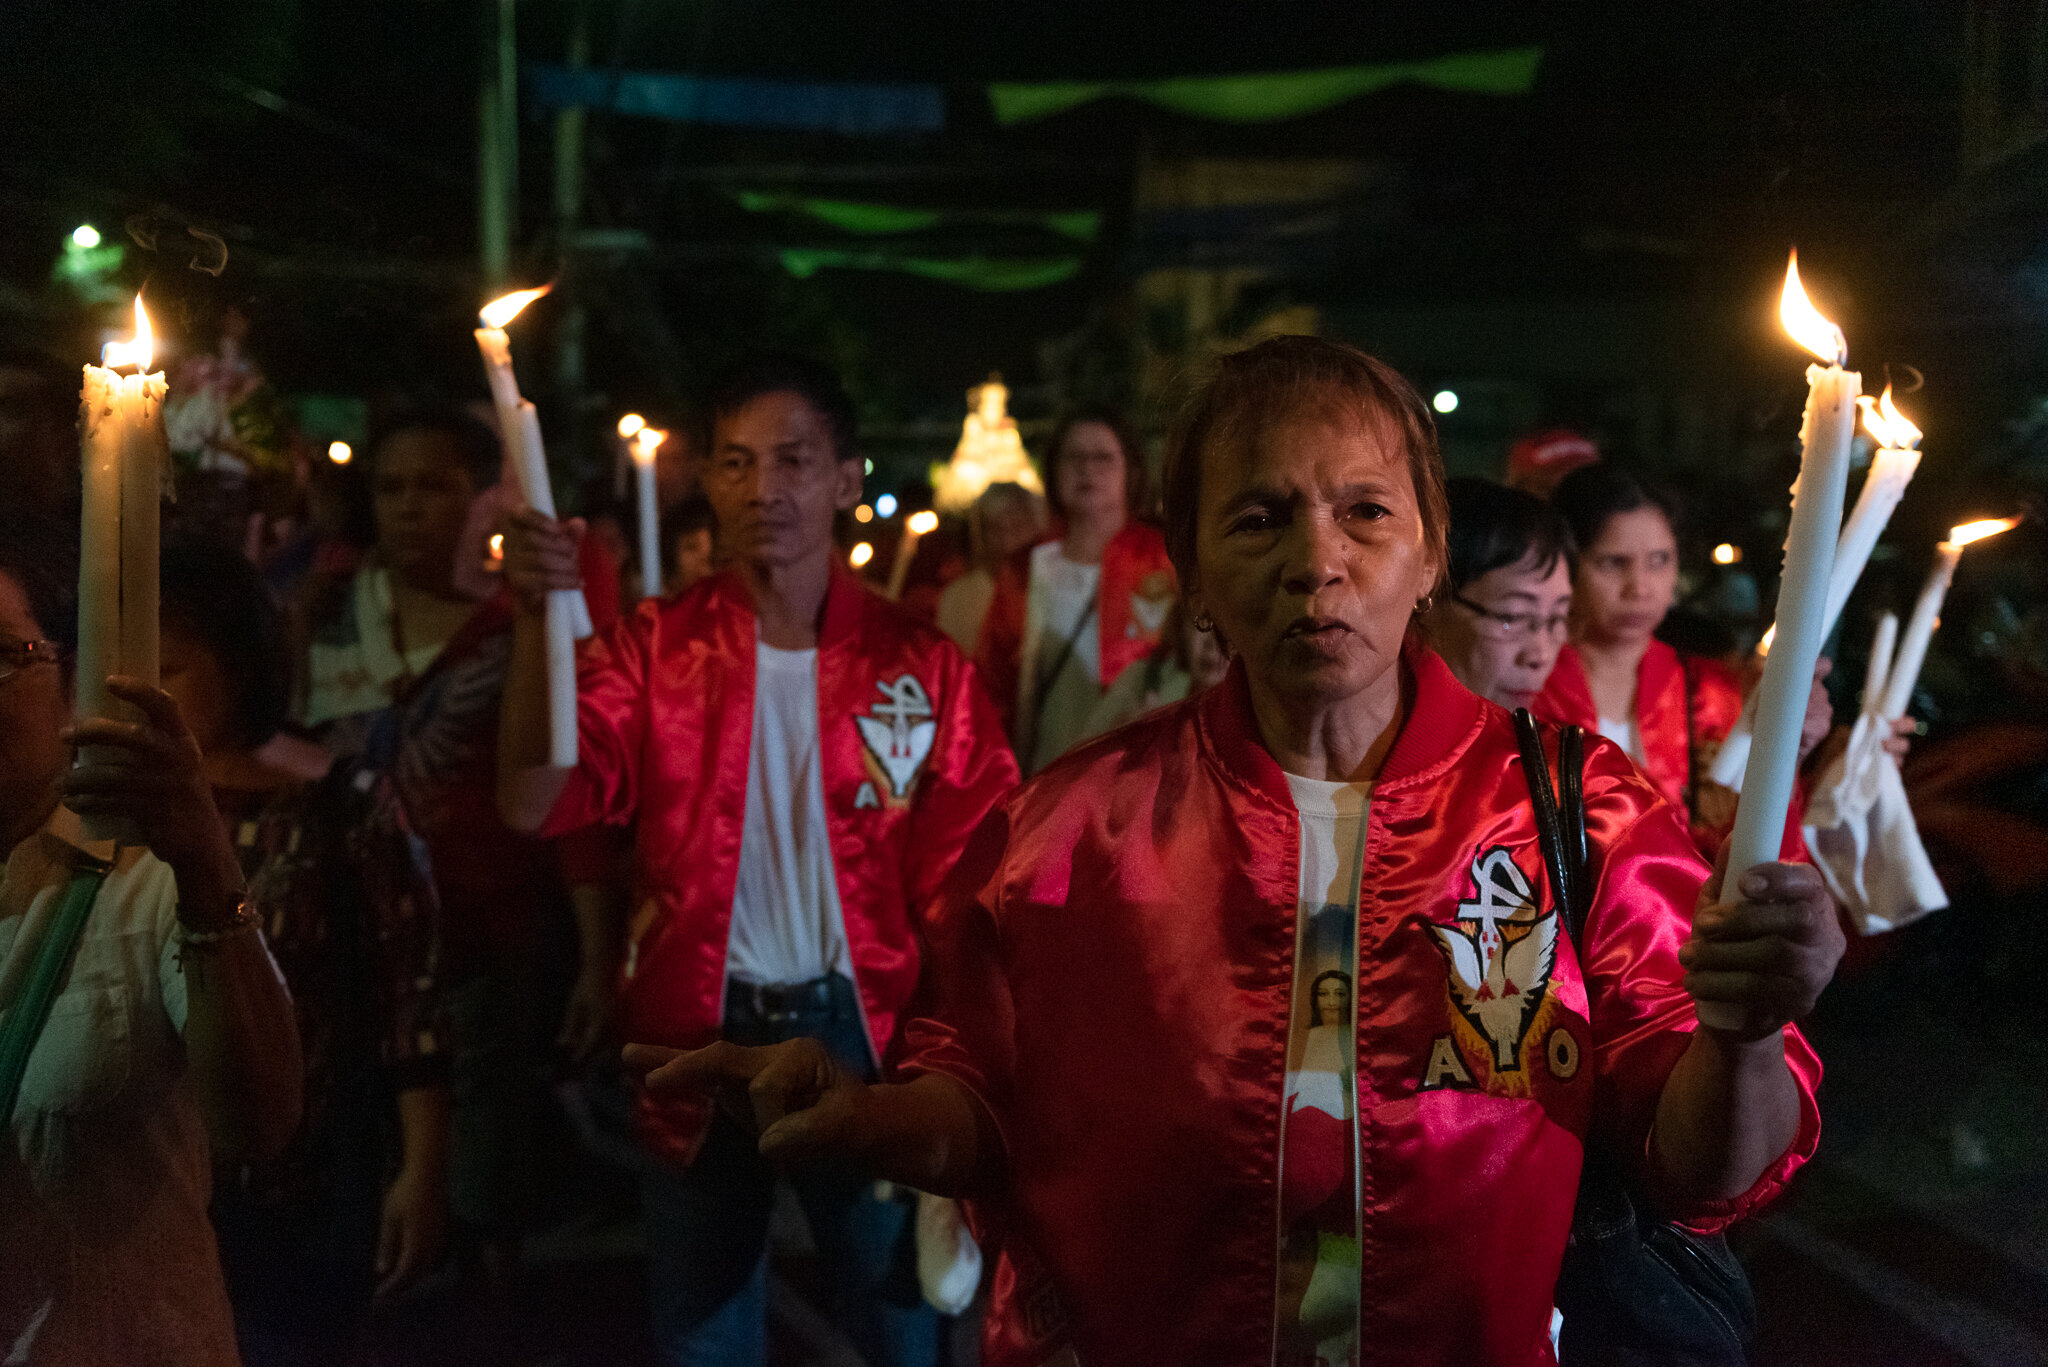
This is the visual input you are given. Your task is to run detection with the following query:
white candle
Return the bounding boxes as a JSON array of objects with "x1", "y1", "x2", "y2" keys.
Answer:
[
  {"x1": 887, "y1": 509, "x2": 939, "y2": 600},
  {"x1": 1879, "y1": 519, "x2": 2016, "y2": 720},
  {"x1": 76, "y1": 295, "x2": 168, "y2": 843},
  {"x1": 1862, "y1": 612, "x2": 1898, "y2": 718},
  {"x1": 475, "y1": 287, "x2": 589, "y2": 767},
  {"x1": 1722, "y1": 255, "x2": 1860, "y2": 1026},
  {"x1": 631, "y1": 427, "x2": 665, "y2": 599},
  {"x1": 1708, "y1": 388, "x2": 1922, "y2": 790},
  {"x1": 1822, "y1": 388, "x2": 1922, "y2": 633}
]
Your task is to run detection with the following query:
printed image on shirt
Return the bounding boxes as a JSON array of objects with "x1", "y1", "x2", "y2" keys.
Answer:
[{"x1": 1276, "y1": 775, "x2": 1368, "y2": 1367}]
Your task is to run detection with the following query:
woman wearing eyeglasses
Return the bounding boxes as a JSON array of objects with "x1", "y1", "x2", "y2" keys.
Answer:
[
  {"x1": 1421, "y1": 477, "x2": 1575, "y2": 711},
  {"x1": 1535, "y1": 465, "x2": 1830, "y2": 854}
]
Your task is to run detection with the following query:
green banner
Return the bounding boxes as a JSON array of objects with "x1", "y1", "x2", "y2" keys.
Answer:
[
  {"x1": 778, "y1": 248, "x2": 1083, "y2": 290},
  {"x1": 737, "y1": 191, "x2": 1101, "y2": 242},
  {"x1": 988, "y1": 47, "x2": 1543, "y2": 125}
]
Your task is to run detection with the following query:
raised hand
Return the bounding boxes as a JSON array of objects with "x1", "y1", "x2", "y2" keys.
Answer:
[
  {"x1": 500, "y1": 507, "x2": 585, "y2": 614},
  {"x1": 61, "y1": 676, "x2": 241, "y2": 907},
  {"x1": 1680, "y1": 860, "x2": 1845, "y2": 1042}
]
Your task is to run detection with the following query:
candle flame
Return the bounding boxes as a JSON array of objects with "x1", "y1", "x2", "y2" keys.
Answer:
[
  {"x1": 631, "y1": 427, "x2": 666, "y2": 464},
  {"x1": 908, "y1": 510, "x2": 939, "y2": 536},
  {"x1": 327, "y1": 441, "x2": 353, "y2": 465},
  {"x1": 1857, "y1": 385, "x2": 1921, "y2": 450},
  {"x1": 1947, "y1": 517, "x2": 2018, "y2": 548},
  {"x1": 489, "y1": 533, "x2": 505, "y2": 560},
  {"x1": 849, "y1": 541, "x2": 875, "y2": 568},
  {"x1": 617, "y1": 413, "x2": 646, "y2": 439},
  {"x1": 479, "y1": 285, "x2": 552, "y2": 330},
  {"x1": 102, "y1": 294, "x2": 155, "y2": 371},
  {"x1": 1779, "y1": 251, "x2": 1846, "y2": 366},
  {"x1": 1757, "y1": 623, "x2": 1776, "y2": 657}
]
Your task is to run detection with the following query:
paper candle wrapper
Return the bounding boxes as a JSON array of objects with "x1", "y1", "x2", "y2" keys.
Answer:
[{"x1": 1803, "y1": 710, "x2": 1947, "y2": 934}]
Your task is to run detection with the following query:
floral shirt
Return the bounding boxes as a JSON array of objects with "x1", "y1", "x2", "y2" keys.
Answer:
[{"x1": 217, "y1": 761, "x2": 444, "y2": 1209}]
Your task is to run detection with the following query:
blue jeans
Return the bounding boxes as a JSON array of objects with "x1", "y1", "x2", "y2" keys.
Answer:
[{"x1": 642, "y1": 974, "x2": 937, "y2": 1367}]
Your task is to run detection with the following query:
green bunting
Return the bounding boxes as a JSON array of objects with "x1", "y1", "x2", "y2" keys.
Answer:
[
  {"x1": 987, "y1": 47, "x2": 1544, "y2": 125},
  {"x1": 778, "y1": 248, "x2": 1083, "y2": 290},
  {"x1": 736, "y1": 191, "x2": 1102, "y2": 242}
]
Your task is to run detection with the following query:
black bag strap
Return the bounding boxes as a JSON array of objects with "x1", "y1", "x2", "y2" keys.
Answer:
[
  {"x1": 1018, "y1": 584, "x2": 1101, "y2": 757},
  {"x1": 1512, "y1": 708, "x2": 1590, "y2": 949}
]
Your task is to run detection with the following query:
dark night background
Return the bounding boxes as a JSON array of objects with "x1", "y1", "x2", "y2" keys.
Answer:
[{"x1": 4, "y1": 4, "x2": 2047, "y2": 1364}]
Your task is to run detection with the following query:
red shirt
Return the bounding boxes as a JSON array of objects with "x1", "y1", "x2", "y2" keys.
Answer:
[
  {"x1": 898, "y1": 643, "x2": 1821, "y2": 1366},
  {"x1": 541, "y1": 568, "x2": 1018, "y2": 1162}
]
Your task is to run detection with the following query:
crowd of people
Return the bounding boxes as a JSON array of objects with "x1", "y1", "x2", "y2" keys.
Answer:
[{"x1": 3, "y1": 330, "x2": 1889, "y2": 1366}]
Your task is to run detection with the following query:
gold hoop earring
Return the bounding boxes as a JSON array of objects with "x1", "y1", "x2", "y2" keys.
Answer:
[
  {"x1": 1415, "y1": 594, "x2": 1435, "y2": 615},
  {"x1": 1193, "y1": 612, "x2": 1216, "y2": 633}
]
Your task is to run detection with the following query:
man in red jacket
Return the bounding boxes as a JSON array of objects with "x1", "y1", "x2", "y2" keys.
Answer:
[{"x1": 498, "y1": 354, "x2": 1017, "y2": 1366}]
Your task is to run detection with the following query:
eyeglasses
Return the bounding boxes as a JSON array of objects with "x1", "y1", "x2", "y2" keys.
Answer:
[
  {"x1": 0, "y1": 638, "x2": 63, "y2": 684},
  {"x1": 1450, "y1": 591, "x2": 1569, "y2": 643}
]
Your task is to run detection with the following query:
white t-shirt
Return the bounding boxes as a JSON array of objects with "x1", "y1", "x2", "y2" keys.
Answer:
[
  {"x1": 1025, "y1": 541, "x2": 1103, "y2": 685},
  {"x1": 2, "y1": 808, "x2": 240, "y2": 1365},
  {"x1": 1278, "y1": 772, "x2": 1371, "y2": 1367},
  {"x1": 1596, "y1": 713, "x2": 1643, "y2": 763},
  {"x1": 726, "y1": 642, "x2": 854, "y2": 987}
]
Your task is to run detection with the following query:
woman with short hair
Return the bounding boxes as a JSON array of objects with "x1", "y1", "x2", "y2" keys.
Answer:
[
  {"x1": 630, "y1": 337, "x2": 1839, "y2": 1365},
  {"x1": 1422, "y1": 476, "x2": 1576, "y2": 711},
  {"x1": 974, "y1": 408, "x2": 1177, "y2": 773}
]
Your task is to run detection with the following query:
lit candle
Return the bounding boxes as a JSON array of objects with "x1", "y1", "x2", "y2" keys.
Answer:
[
  {"x1": 1879, "y1": 518, "x2": 2016, "y2": 721},
  {"x1": 1709, "y1": 384, "x2": 1923, "y2": 788},
  {"x1": 887, "y1": 509, "x2": 939, "y2": 600},
  {"x1": 475, "y1": 286, "x2": 590, "y2": 766},
  {"x1": 76, "y1": 295, "x2": 169, "y2": 842},
  {"x1": 631, "y1": 427, "x2": 665, "y2": 599},
  {"x1": 1723, "y1": 254, "x2": 1860, "y2": 965}
]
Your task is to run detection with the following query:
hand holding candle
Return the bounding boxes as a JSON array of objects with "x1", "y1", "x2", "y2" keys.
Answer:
[
  {"x1": 1713, "y1": 253, "x2": 1860, "y2": 1029},
  {"x1": 76, "y1": 295, "x2": 169, "y2": 843},
  {"x1": 475, "y1": 286, "x2": 589, "y2": 766}
]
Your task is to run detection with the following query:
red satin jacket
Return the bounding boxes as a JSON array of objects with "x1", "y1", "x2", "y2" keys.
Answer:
[
  {"x1": 974, "y1": 521, "x2": 1178, "y2": 738},
  {"x1": 540, "y1": 569, "x2": 1018, "y2": 1162},
  {"x1": 1535, "y1": 640, "x2": 1806, "y2": 861},
  {"x1": 897, "y1": 644, "x2": 1821, "y2": 1367}
]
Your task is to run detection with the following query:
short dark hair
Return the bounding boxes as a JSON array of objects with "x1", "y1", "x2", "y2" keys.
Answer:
[
  {"x1": 367, "y1": 404, "x2": 503, "y2": 490},
  {"x1": 659, "y1": 493, "x2": 715, "y2": 567},
  {"x1": 1162, "y1": 335, "x2": 1449, "y2": 590},
  {"x1": 160, "y1": 539, "x2": 291, "y2": 750},
  {"x1": 703, "y1": 351, "x2": 858, "y2": 462},
  {"x1": 0, "y1": 511, "x2": 79, "y2": 650},
  {"x1": 1043, "y1": 407, "x2": 1149, "y2": 523},
  {"x1": 1550, "y1": 463, "x2": 1680, "y2": 557},
  {"x1": 1444, "y1": 477, "x2": 1576, "y2": 594}
]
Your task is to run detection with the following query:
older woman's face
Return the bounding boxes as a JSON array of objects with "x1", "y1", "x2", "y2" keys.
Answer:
[{"x1": 1191, "y1": 409, "x2": 1438, "y2": 709}]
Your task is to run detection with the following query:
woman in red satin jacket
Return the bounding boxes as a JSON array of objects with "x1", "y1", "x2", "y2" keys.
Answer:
[
  {"x1": 631, "y1": 339, "x2": 1842, "y2": 1365},
  {"x1": 974, "y1": 409, "x2": 1178, "y2": 772},
  {"x1": 1535, "y1": 465, "x2": 1829, "y2": 859}
]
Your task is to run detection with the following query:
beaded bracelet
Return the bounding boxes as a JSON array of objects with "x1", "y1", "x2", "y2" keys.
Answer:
[{"x1": 176, "y1": 892, "x2": 262, "y2": 948}]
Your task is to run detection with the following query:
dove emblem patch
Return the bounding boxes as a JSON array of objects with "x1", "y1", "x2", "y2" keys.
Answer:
[
  {"x1": 1422, "y1": 847, "x2": 1564, "y2": 1092},
  {"x1": 853, "y1": 674, "x2": 937, "y2": 806}
]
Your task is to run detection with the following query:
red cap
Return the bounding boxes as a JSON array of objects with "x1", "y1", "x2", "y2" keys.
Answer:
[{"x1": 1508, "y1": 429, "x2": 1599, "y2": 490}]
